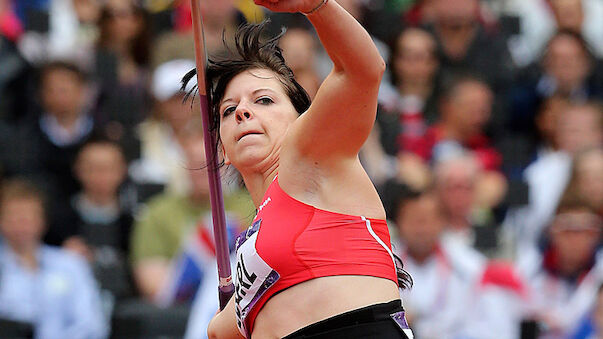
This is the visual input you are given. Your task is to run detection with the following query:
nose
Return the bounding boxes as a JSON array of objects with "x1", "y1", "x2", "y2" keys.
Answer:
[{"x1": 235, "y1": 103, "x2": 253, "y2": 123}]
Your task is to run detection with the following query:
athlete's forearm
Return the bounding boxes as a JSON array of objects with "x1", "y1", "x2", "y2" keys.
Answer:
[{"x1": 306, "y1": 0, "x2": 385, "y2": 82}]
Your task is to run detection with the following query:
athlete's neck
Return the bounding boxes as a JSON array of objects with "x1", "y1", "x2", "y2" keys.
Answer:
[{"x1": 241, "y1": 164, "x2": 279, "y2": 208}]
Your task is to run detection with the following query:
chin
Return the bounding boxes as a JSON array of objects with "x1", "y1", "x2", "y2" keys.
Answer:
[{"x1": 232, "y1": 150, "x2": 270, "y2": 171}]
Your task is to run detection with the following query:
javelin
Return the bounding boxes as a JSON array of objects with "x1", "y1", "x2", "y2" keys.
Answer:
[{"x1": 190, "y1": 0, "x2": 234, "y2": 310}]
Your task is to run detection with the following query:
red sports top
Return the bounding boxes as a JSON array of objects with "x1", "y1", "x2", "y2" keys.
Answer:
[{"x1": 233, "y1": 176, "x2": 399, "y2": 337}]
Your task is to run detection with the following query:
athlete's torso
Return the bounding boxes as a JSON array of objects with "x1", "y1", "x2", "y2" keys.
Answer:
[{"x1": 233, "y1": 176, "x2": 399, "y2": 337}]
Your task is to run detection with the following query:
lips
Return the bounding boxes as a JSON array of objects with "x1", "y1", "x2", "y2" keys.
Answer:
[{"x1": 237, "y1": 130, "x2": 263, "y2": 141}]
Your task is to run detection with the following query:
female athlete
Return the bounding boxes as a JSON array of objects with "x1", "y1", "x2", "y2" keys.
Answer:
[{"x1": 185, "y1": 0, "x2": 413, "y2": 337}]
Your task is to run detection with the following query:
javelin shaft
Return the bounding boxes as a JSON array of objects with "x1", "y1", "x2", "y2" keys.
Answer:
[{"x1": 190, "y1": 0, "x2": 234, "y2": 310}]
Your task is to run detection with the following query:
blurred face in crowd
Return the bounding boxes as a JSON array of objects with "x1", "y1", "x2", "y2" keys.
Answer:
[
  {"x1": 574, "y1": 148, "x2": 603, "y2": 210},
  {"x1": 549, "y1": 210, "x2": 601, "y2": 274},
  {"x1": 75, "y1": 143, "x2": 126, "y2": 202},
  {"x1": 436, "y1": 158, "x2": 477, "y2": 221},
  {"x1": 41, "y1": 68, "x2": 85, "y2": 120},
  {"x1": 396, "y1": 193, "x2": 445, "y2": 261},
  {"x1": 433, "y1": 0, "x2": 478, "y2": 29},
  {"x1": 549, "y1": 0, "x2": 584, "y2": 32},
  {"x1": 103, "y1": 0, "x2": 143, "y2": 45},
  {"x1": 544, "y1": 34, "x2": 591, "y2": 93},
  {"x1": 394, "y1": 28, "x2": 439, "y2": 89},
  {"x1": 281, "y1": 28, "x2": 316, "y2": 73},
  {"x1": 0, "y1": 197, "x2": 45, "y2": 252},
  {"x1": 442, "y1": 80, "x2": 493, "y2": 140},
  {"x1": 72, "y1": 0, "x2": 101, "y2": 24},
  {"x1": 555, "y1": 104, "x2": 602, "y2": 154},
  {"x1": 159, "y1": 93, "x2": 195, "y2": 132}
]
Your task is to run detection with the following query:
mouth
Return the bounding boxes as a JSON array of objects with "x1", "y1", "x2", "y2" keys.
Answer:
[{"x1": 237, "y1": 131, "x2": 263, "y2": 141}]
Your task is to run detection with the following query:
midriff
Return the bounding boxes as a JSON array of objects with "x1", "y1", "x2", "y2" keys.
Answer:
[{"x1": 251, "y1": 275, "x2": 400, "y2": 338}]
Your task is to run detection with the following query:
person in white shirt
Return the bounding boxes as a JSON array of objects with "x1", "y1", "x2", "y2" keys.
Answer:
[
  {"x1": 518, "y1": 197, "x2": 603, "y2": 339},
  {"x1": 0, "y1": 178, "x2": 108, "y2": 339},
  {"x1": 384, "y1": 180, "x2": 525, "y2": 339}
]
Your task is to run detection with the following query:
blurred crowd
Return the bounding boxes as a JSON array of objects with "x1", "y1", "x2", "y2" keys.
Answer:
[{"x1": 0, "y1": 0, "x2": 601, "y2": 338}]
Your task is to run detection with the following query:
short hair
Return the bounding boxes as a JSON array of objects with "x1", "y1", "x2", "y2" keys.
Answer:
[
  {"x1": 555, "y1": 188, "x2": 598, "y2": 216},
  {"x1": 433, "y1": 153, "x2": 479, "y2": 186},
  {"x1": 439, "y1": 73, "x2": 490, "y2": 102},
  {"x1": 380, "y1": 179, "x2": 422, "y2": 221},
  {"x1": 0, "y1": 178, "x2": 46, "y2": 210},
  {"x1": 39, "y1": 60, "x2": 87, "y2": 85},
  {"x1": 543, "y1": 29, "x2": 595, "y2": 61},
  {"x1": 182, "y1": 21, "x2": 312, "y2": 159},
  {"x1": 76, "y1": 136, "x2": 126, "y2": 161}
]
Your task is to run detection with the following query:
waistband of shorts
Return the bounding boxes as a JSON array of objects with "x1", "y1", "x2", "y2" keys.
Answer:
[{"x1": 283, "y1": 299, "x2": 403, "y2": 338}]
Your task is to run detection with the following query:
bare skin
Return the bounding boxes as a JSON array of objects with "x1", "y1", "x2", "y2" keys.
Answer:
[{"x1": 208, "y1": 0, "x2": 399, "y2": 338}]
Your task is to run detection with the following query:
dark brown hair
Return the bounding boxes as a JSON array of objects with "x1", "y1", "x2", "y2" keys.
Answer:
[
  {"x1": 97, "y1": 0, "x2": 150, "y2": 67},
  {"x1": 40, "y1": 60, "x2": 87, "y2": 86},
  {"x1": 0, "y1": 178, "x2": 46, "y2": 210}
]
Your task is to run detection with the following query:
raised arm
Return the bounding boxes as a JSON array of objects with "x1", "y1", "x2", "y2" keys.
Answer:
[{"x1": 257, "y1": 0, "x2": 385, "y2": 160}]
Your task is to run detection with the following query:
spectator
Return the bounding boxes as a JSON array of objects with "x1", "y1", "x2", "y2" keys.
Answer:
[
  {"x1": 386, "y1": 182, "x2": 479, "y2": 338},
  {"x1": 11, "y1": 60, "x2": 96, "y2": 245},
  {"x1": 510, "y1": 31, "x2": 602, "y2": 138},
  {"x1": 94, "y1": 0, "x2": 151, "y2": 134},
  {"x1": 130, "y1": 134, "x2": 254, "y2": 303},
  {"x1": 280, "y1": 0, "x2": 392, "y2": 81},
  {"x1": 384, "y1": 180, "x2": 523, "y2": 338},
  {"x1": 429, "y1": 0, "x2": 515, "y2": 92},
  {"x1": 378, "y1": 27, "x2": 440, "y2": 157},
  {"x1": 61, "y1": 138, "x2": 134, "y2": 300},
  {"x1": 280, "y1": 28, "x2": 320, "y2": 99},
  {"x1": 509, "y1": 0, "x2": 603, "y2": 67},
  {"x1": 129, "y1": 59, "x2": 199, "y2": 196},
  {"x1": 0, "y1": 178, "x2": 108, "y2": 339},
  {"x1": 506, "y1": 102, "x2": 602, "y2": 255},
  {"x1": 434, "y1": 154, "x2": 505, "y2": 255},
  {"x1": 46, "y1": 0, "x2": 100, "y2": 65},
  {"x1": 427, "y1": 76, "x2": 503, "y2": 172},
  {"x1": 559, "y1": 146, "x2": 603, "y2": 217},
  {"x1": 518, "y1": 197, "x2": 603, "y2": 339},
  {"x1": 152, "y1": 0, "x2": 245, "y2": 68}
]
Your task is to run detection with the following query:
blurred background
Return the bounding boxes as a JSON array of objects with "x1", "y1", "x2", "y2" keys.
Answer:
[{"x1": 0, "y1": 0, "x2": 601, "y2": 338}]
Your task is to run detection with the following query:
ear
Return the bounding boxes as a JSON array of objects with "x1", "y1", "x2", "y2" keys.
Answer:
[{"x1": 222, "y1": 145, "x2": 231, "y2": 165}]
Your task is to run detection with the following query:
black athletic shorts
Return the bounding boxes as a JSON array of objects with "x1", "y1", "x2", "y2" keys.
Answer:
[{"x1": 282, "y1": 300, "x2": 414, "y2": 339}]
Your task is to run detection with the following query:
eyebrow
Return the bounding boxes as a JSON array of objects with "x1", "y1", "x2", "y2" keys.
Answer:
[{"x1": 221, "y1": 88, "x2": 278, "y2": 107}]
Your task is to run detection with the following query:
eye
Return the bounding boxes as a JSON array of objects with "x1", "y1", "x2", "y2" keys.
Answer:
[
  {"x1": 222, "y1": 105, "x2": 236, "y2": 117},
  {"x1": 256, "y1": 96, "x2": 274, "y2": 105}
]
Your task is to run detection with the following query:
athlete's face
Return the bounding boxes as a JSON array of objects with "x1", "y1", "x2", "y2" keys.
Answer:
[{"x1": 219, "y1": 68, "x2": 299, "y2": 170}]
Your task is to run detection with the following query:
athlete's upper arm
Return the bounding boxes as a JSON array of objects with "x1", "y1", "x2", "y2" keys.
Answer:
[{"x1": 288, "y1": 67, "x2": 383, "y2": 162}]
